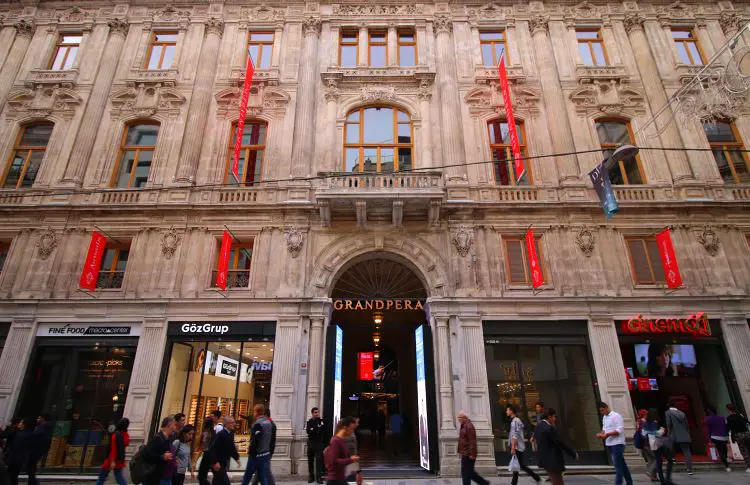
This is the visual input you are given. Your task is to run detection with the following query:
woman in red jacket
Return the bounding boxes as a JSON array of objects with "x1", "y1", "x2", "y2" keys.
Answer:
[
  {"x1": 96, "y1": 418, "x2": 130, "y2": 485},
  {"x1": 324, "y1": 417, "x2": 360, "y2": 485}
]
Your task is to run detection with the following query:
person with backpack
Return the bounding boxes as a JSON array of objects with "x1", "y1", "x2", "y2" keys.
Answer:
[
  {"x1": 172, "y1": 424, "x2": 194, "y2": 485},
  {"x1": 643, "y1": 410, "x2": 675, "y2": 485},
  {"x1": 142, "y1": 416, "x2": 177, "y2": 485},
  {"x1": 726, "y1": 403, "x2": 750, "y2": 472},
  {"x1": 196, "y1": 417, "x2": 216, "y2": 485},
  {"x1": 96, "y1": 418, "x2": 130, "y2": 485},
  {"x1": 634, "y1": 409, "x2": 657, "y2": 481},
  {"x1": 250, "y1": 408, "x2": 277, "y2": 485},
  {"x1": 324, "y1": 417, "x2": 359, "y2": 485}
]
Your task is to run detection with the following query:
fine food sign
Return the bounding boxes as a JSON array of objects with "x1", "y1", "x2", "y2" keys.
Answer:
[{"x1": 37, "y1": 323, "x2": 140, "y2": 337}]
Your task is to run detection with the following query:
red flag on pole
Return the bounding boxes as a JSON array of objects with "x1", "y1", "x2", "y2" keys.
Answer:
[
  {"x1": 525, "y1": 229, "x2": 544, "y2": 289},
  {"x1": 231, "y1": 54, "x2": 255, "y2": 182},
  {"x1": 656, "y1": 228, "x2": 683, "y2": 289},
  {"x1": 79, "y1": 231, "x2": 108, "y2": 291},
  {"x1": 216, "y1": 230, "x2": 232, "y2": 290},
  {"x1": 497, "y1": 52, "x2": 525, "y2": 184}
]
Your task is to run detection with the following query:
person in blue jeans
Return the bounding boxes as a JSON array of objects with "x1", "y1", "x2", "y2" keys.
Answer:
[
  {"x1": 241, "y1": 404, "x2": 273, "y2": 485},
  {"x1": 597, "y1": 402, "x2": 633, "y2": 485}
]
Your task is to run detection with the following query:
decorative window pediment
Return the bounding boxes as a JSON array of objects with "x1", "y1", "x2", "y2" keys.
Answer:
[
  {"x1": 464, "y1": 84, "x2": 540, "y2": 119},
  {"x1": 52, "y1": 6, "x2": 96, "y2": 29},
  {"x1": 109, "y1": 82, "x2": 186, "y2": 119},
  {"x1": 570, "y1": 81, "x2": 646, "y2": 117},
  {"x1": 214, "y1": 85, "x2": 290, "y2": 119},
  {"x1": 6, "y1": 84, "x2": 82, "y2": 120}
]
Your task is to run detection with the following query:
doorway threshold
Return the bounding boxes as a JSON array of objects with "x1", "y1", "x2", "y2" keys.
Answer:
[{"x1": 360, "y1": 465, "x2": 434, "y2": 479}]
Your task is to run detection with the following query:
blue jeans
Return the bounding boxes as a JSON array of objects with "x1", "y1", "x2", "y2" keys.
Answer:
[
  {"x1": 95, "y1": 468, "x2": 127, "y2": 485},
  {"x1": 609, "y1": 444, "x2": 633, "y2": 485},
  {"x1": 241, "y1": 453, "x2": 271, "y2": 485},
  {"x1": 159, "y1": 480, "x2": 172, "y2": 485}
]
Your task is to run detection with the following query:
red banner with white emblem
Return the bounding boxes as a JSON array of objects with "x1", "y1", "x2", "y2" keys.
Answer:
[
  {"x1": 358, "y1": 352, "x2": 374, "y2": 380},
  {"x1": 498, "y1": 53, "x2": 525, "y2": 184},
  {"x1": 656, "y1": 228, "x2": 683, "y2": 289},
  {"x1": 231, "y1": 55, "x2": 255, "y2": 182},
  {"x1": 79, "y1": 231, "x2": 107, "y2": 291},
  {"x1": 525, "y1": 229, "x2": 544, "y2": 289},
  {"x1": 216, "y1": 230, "x2": 233, "y2": 290}
]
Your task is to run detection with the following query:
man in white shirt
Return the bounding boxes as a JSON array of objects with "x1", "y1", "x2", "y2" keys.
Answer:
[{"x1": 597, "y1": 402, "x2": 633, "y2": 485}]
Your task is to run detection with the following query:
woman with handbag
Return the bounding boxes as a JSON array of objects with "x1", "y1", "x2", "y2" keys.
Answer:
[
  {"x1": 643, "y1": 411, "x2": 675, "y2": 485},
  {"x1": 506, "y1": 405, "x2": 541, "y2": 484},
  {"x1": 343, "y1": 417, "x2": 363, "y2": 485},
  {"x1": 726, "y1": 403, "x2": 750, "y2": 472},
  {"x1": 324, "y1": 417, "x2": 360, "y2": 485}
]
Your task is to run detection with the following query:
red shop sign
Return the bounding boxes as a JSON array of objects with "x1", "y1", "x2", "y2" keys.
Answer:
[
  {"x1": 621, "y1": 312, "x2": 712, "y2": 337},
  {"x1": 358, "y1": 352, "x2": 373, "y2": 380}
]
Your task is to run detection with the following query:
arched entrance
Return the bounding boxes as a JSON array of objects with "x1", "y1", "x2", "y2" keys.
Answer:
[{"x1": 323, "y1": 253, "x2": 438, "y2": 477}]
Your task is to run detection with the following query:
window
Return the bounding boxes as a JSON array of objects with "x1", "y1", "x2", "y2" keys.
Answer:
[
  {"x1": 672, "y1": 29, "x2": 704, "y2": 66},
  {"x1": 146, "y1": 32, "x2": 177, "y2": 70},
  {"x1": 343, "y1": 106, "x2": 413, "y2": 173},
  {"x1": 225, "y1": 121, "x2": 266, "y2": 186},
  {"x1": 111, "y1": 123, "x2": 159, "y2": 188},
  {"x1": 248, "y1": 32, "x2": 273, "y2": 70},
  {"x1": 97, "y1": 244, "x2": 129, "y2": 289},
  {"x1": 488, "y1": 119, "x2": 531, "y2": 186},
  {"x1": 49, "y1": 34, "x2": 82, "y2": 70},
  {"x1": 1, "y1": 123, "x2": 53, "y2": 189},
  {"x1": 0, "y1": 241, "x2": 9, "y2": 274},
  {"x1": 397, "y1": 30, "x2": 417, "y2": 66},
  {"x1": 703, "y1": 120, "x2": 749, "y2": 184},
  {"x1": 576, "y1": 29, "x2": 607, "y2": 66},
  {"x1": 339, "y1": 30, "x2": 358, "y2": 67},
  {"x1": 369, "y1": 31, "x2": 387, "y2": 67},
  {"x1": 213, "y1": 241, "x2": 252, "y2": 288},
  {"x1": 480, "y1": 31, "x2": 506, "y2": 67},
  {"x1": 503, "y1": 236, "x2": 546, "y2": 286},
  {"x1": 626, "y1": 237, "x2": 666, "y2": 285},
  {"x1": 595, "y1": 119, "x2": 644, "y2": 185}
]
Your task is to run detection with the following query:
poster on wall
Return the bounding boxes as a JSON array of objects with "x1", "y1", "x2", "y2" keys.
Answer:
[
  {"x1": 358, "y1": 352, "x2": 373, "y2": 380},
  {"x1": 333, "y1": 325, "x2": 343, "y2": 429},
  {"x1": 415, "y1": 325, "x2": 430, "y2": 471},
  {"x1": 216, "y1": 354, "x2": 239, "y2": 381}
]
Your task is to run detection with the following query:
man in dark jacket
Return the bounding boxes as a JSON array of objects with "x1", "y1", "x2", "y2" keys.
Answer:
[
  {"x1": 5, "y1": 419, "x2": 34, "y2": 485},
  {"x1": 210, "y1": 417, "x2": 240, "y2": 485},
  {"x1": 241, "y1": 405, "x2": 273, "y2": 485},
  {"x1": 533, "y1": 408, "x2": 578, "y2": 485},
  {"x1": 143, "y1": 416, "x2": 176, "y2": 485},
  {"x1": 26, "y1": 414, "x2": 53, "y2": 485},
  {"x1": 251, "y1": 408, "x2": 277, "y2": 485},
  {"x1": 305, "y1": 407, "x2": 324, "y2": 484},
  {"x1": 457, "y1": 411, "x2": 490, "y2": 485}
]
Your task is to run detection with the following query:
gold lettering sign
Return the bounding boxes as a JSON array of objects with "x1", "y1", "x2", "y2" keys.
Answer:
[{"x1": 332, "y1": 299, "x2": 425, "y2": 311}]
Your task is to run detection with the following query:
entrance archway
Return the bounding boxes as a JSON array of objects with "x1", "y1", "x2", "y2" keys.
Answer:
[{"x1": 323, "y1": 253, "x2": 438, "y2": 477}]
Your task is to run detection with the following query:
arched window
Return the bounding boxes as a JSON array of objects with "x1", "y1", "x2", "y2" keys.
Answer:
[
  {"x1": 595, "y1": 119, "x2": 644, "y2": 185},
  {"x1": 2, "y1": 122, "x2": 53, "y2": 189},
  {"x1": 487, "y1": 118, "x2": 530, "y2": 185},
  {"x1": 225, "y1": 121, "x2": 267, "y2": 186},
  {"x1": 111, "y1": 122, "x2": 159, "y2": 188},
  {"x1": 343, "y1": 106, "x2": 413, "y2": 173},
  {"x1": 703, "y1": 120, "x2": 749, "y2": 184}
]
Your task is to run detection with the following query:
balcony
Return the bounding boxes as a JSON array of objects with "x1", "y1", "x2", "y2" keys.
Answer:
[
  {"x1": 575, "y1": 64, "x2": 629, "y2": 83},
  {"x1": 211, "y1": 270, "x2": 250, "y2": 289},
  {"x1": 97, "y1": 271, "x2": 124, "y2": 289},
  {"x1": 26, "y1": 68, "x2": 79, "y2": 87}
]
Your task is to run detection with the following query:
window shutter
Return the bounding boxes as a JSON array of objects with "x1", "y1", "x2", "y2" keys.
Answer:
[
  {"x1": 506, "y1": 239, "x2": 527, "y2": 284},
  {"x1": 628, "y1": 239, "x2": 653, "y2": 284},
  {"x1": 646, "y1": 239, "x2": 666, "y2": 283}
]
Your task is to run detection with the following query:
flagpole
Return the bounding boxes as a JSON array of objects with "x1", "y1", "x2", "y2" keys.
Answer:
[{"x1": 93, "y1": 225, "x2": 122, "y2": 244}]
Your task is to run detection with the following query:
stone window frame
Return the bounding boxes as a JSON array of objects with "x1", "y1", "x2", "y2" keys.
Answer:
[
  {"x1": 210, "y1": 237, "x2": 254, "y2": 290},
  {"x1": 235, "y1": 21, "x2": 283, "y2": 73},
  {"x1": 132, "y1": 21, "x2": 188, "y2": 74},
  {"x1": 593, "y1": 117, "x2": 647, "y2": 186},
  {"x1": 37, "y1": 23, "x2": 93, "y2": 74},
  {"x1": 246, "y1": 31, "x2": 274, "y2": 70},
  {"x1": 479, "y1": 29, "x2": 508, "y2": 67},
  {"x1": 575, "y1": 28, "x2": 609, "y2": 67},
  {"x1": 669, "y1": 27, "x2": 706, "y2": 66},
  {"x1": 223, "y1": 119, "x2": 268, "y2": 186},
  {"x1": 338, "y1": 27, "x2": 359, "y2": 67},
  {"x1": 623, "y1": 235, "x2": 666, "y2": 287},
  {"x1": 486, "y1": 117, "x2": 533, "y2": 187},
  {"x1": 0, "y1": 121, "x2": 55, "y2": 190},
  {"x1": 702, "y1": 118, "x2": 750, "y2": 184},
  {"x1": 396, "y1": 28, "x2": 418, "y2": 67},
  {"x1": 109, "y1": 121, "x2": 160, "y2": 189},
  {"x1": 144, "y1": 30, "x2": 179, "y2": 70},
  {"x1": 47, "y1": 32, "x2": 84, "y2": 71},
  {"x1": 501, "y1": 234, "x2": 551, "y2": 289},
  {"x1": 342, "y1": 104, "x2": 415, "y2": 173},
  {"x1": 96, "y1": 242, "x2": 131, "y2": 290}
]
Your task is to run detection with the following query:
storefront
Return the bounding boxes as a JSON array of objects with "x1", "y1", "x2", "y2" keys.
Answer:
[
  {"x1": 154, "y1": 321, "x2": 275, "y2": 468},
  {"x1": 483, "y1": 320, "x2": 607, "y2": 466},
  {"x1": 15, "y1": 322, "x2": 140, "y2": 474}
]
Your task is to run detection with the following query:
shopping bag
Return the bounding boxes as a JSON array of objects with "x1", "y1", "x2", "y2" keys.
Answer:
[
  {"x1": 730, "y1": 441, "x2": 743, "y2": 461},
  {"x1": 508, "y1": 454, "x2": 521, "y2": 473},
  {"x1": 707, "y1": 441, "x2": 719, "y2": 461}
]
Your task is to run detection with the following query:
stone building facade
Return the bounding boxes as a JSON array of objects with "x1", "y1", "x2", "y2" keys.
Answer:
[{"x1": 0, "y1": 0, "x2": 749, "y2": 477}]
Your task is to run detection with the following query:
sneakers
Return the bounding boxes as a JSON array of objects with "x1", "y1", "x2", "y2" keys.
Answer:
[
  {"x1": 745, "y1": 468, "x2": 750, "y2": 473},
  {"x1": 726, "y1": 467, "x2": 732, "y2": 472},
  {"x1": 687, "y1": 471, "x2": 693, "y2": 476}
]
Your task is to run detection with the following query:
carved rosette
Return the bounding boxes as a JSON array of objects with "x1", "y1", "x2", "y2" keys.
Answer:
[
  {"x1": 719, "y1": 11, "x2": 742, "y2": 36},
  {"x1": 623, "y1": 13, "x2": 646, "y2": 34},
  {"x1": 160, "y1": 227, "x2": 181, "y2": 260},
  {"x1": 36, "y1": 228, "x2": 59, "y2": 260},
  {"x1": 284, "y1": 227, "x2": 305, "y2": 258},
  {"x1": 451, "y1": 226, "x2": 474, "y2": 257},
  {"x1": 303, "y1": 16, "x2": 322, "y2": 37},
  {"x1": 575, "y1": 227, "x2": 596, "y2": 257},
  {"x1": 360, "y1": 85, "x2": 396, "y2": 102},
  {"x1": 528, "y1": 15, "x2": 550, "y2": 36},
  {"x1": 14, "y1": 19, "x2": 35, "y2": 38},
  {"x1": 108, "y1": 18, "x2": 129, "y2": 38},
  {"x1": 696, "y1": 226, "x2": 719, "y2": 257},
  {"x1": 204, "y1": 18, "x2": 224, "y2": 37},
  {"x1": 433, "y1": 15, "x2": 453, "y2": 35}
]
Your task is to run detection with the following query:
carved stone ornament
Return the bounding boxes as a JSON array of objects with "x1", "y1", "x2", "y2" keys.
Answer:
[
  {"x1": 160, "y1": 227, "x2": 181, "y2": 260},
  {"x1": 332, "y1": 4, "x2": 423, "y2": 16},
  {"x1": 108, "y1": 18, "x2": 129, "y2": 38},
  {"x1": 14, "y1": 19, "x2": 36, "y2": 38},
  {"x1": 575, "y1": 227, "x2": 596, "y2": 257},
  {"x1": 696, "y1": 226, "x2": 719, "y2": 257},
  {"x1": 529, "y1": 15, "x2": 550, "y2": 35},
  {"x1": 215, "y1": 84, "x2": 290, "y2": 119},
  {"x1": 204, "y1": 18, "x2": 224, "y2": 37},
  {"x1": 465, "y1": 84, "x2": 541, "y2": 118},
  {"x1": 36, "y1": 228, "x2": 59, "y2": 260},
  {"x1": 433, "y1": 15, "x2": 453, "y2": 35},
  {"x1": 303, "y1": 16, "x2": 322, "y2": 36},
  {"x1": 658, "y1": 1, "x2": 695, "y2": 21},
  {"x1": 451, "y1": 226, "x2": 474, "y2": 258},
  {"x1": 567, "y1": 1, "x2": 601, "y2": 19},
  {"x1": 719, "y1": 11, "x2": 742, "y2": 36},
  {"x1": 623, "y1": 13, "x2": 646, "y2": 34},
  {"x1": 242, "y1": 6, "x2": 285, "y2": 22},
  {"x1": 467, "y1": 3, "x2": 509, "y2": 20},
  {"x1": 284, "y1": 227, "x2": 305, "y2": 258},
  {"x1": 110, "y1": 82, "x2": 186, "y2": 119},
  {"x1": 360, "y1": 85, "x2": 396, "y2": 102},
  {"x1": 152, "y1": 4, "x2": 191, "y2": 22},
  {"x1": 56, "y1": 6, "x2": 96, "y2": 24},
  {"x1": 6, "y1": 85, "x2": 82, "y2": 121},
  {"x1": 570, "y1": 80, "x2": 646, "y2": 116}
]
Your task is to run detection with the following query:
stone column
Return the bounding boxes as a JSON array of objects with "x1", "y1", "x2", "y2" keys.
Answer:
[
  {"x1": 624, "y1": 13, "x2": 694, "y2": 182},
  {"x1": 529, "y1": 15, "x2": 580, "y2": 184},
  {"x1": 60, "y1": 19, "x2": 129, "y2": 186},
  {"x1": 0, "y1": 20, "x2": 35, "y2": 113},
  {"x1": 0, "y1": 318, "x2": 37, "y2": 423},
  {"x1": 433, "y1": 15, "x2": 467, "y2": 180},
  {"x1": 469, "y1": 24, "x2": 482, "y2": 66},
  {"x1": 289, "y1": 17, "x2": 321, "y2": 178},
  {"x1": 271, "y1": 22, "x2": 283, "y2": 68},
  {"x1": 720, "y1": 315, "x2": 750, "y2": 410},
  {"x1": 419, "y1": 86, "x2": 434, "y2": 168},
  {"x1": 358, "y1": 24, "x2": 368, "y2": 67},
  {"x1": 174, "y1": 18, "x2": 224, "y2": 185},
  {"x1": 434, "y1": 316, "x2": 454, "y2": 432},
  {"x1": 323, "y1": 79, "x2": 339, "y2": 172},
  {"x1": 306, "y1": 316, "x2": 325, "y2": 412},
  {"x1": 387, "y1": 25, "x2": 398, "y2": 66}
]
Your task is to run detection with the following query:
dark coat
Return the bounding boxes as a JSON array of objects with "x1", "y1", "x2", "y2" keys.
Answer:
[
  {"x1": 142, "y1": 432, "x2": 172, "y2": 485},
  {"x1": 533, "y1": 420, "x2": 576, "y2": 473},
  {"x1": 4, "y1": 429, "x2": 33, "y2": 467},
  {"x1": 29, "y1": 422, "x2": 53, "y2": 462},
  {"x1": 210, "y1": 429, "x2": 239, "y2": 467}
]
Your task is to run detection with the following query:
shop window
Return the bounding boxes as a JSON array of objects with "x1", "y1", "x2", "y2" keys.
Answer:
[
  {"x1": 343, "y1": 106, "x2": 413, "y2": 173},
  {"x1": 0, "y1": 241, "x2": 9, "y2": 274},
  {"x1": 111, "y1": 122, "x2": 159, "y2": 189},
  {"x1": 672, "y1": 29, "x2": 704, "y2": 66},
  {"x1": 1, "y1": 123, "x2": 53, "y2": 189},
  {"x1": 398, "y1": 30, "x2": 417, "y2": 66},
  {"x1": 97, "y1": 244, "x2": 130, "y2": 290},
  {"x1": 503, "y1": 236, "x2": 547, "y2": 286},
  {"x1": 212, "y1": 241, "x2": 252, "y2": 288},
  {"x1": 225, "y1": 121, "x2": 266, "y2": 186},
  {"x1": 146, "y1": 32, "x2": 177, "y2": 70},
  {"x1": 488, "y1": 119, "x2": 531, "y2": 186},
  {"x1": 248, "y1": 32, "x2": 273, "y2": 70},
  {"x1": 480, "y1": 31, "x2": 506, "y2": 67},
  {"x1": 368, "y1": 31, "x2": 387, "y2": 67},
  {"x1": 626, "y1": 237, "x2": 666, "y2": 285},
  {"x1": 576, "y1": 29, "x2": 607, "y2": 66},
  {"x1": 339, "y1": 30, "x2": 358, "y2": 67},
  {"x1": 595, "y1": 119, "x2": 645, "y2": 185},
  {"x1": 703, "y1": 120, "x2": 749, "y2": 184},
  {"x1": 49, "y1": 34, "x2": 82, "y2": 71}
]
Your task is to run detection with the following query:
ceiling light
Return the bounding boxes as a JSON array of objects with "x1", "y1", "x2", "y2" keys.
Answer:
[
  {"x1": 253, "y1": 356, "x2": 259, "y2": 359},
  {"x1": 262, "y1": 344, "x2": 267, "y2": 347},
  {"x1": 372, "y1": 332, "x2": 381, "y2": 347},
  {"x1": 373, "y1": 312, "x2": 383, "y2": 326}
]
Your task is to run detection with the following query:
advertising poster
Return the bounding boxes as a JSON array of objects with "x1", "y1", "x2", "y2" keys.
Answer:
[
  {"x1": 333, "y1": 325, "x2": 343, "y2": 429},
  {"x1": 215, "y1": 354, "x2": 239, "y2": 380},
  {"x1": 415, "y1": 325, "x2": 430, "y2": 471},
  {"x1": 358, "y1": 352, "x2": 373, "y2": 380}
]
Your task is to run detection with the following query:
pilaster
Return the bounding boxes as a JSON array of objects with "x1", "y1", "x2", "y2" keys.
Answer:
[
  {"x1": 0, "y1": 20, "x2": 36, "y2": 113},
  {"x1": 720, "y1": 314, "x2": 750, "y2": 410},
  {"x1": 0, "y1": 317, "x2": 37, "y2": 423},
  {"x1": 290, "y1": 17, "x2": 321, "y2": 179}
]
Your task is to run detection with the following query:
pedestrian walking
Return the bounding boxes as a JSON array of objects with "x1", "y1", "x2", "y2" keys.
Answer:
[
  {"x1": 142, "y1": 416, "x2": 177, "y2": 485},
  {"x1": 210, "y1": 417, "x2": 241, "y2": 485},
  {"x1": 725, "y1": 403, "x2": 750, "y2": 472},
  {"x1": 26, "y1": 414, "x2": 52, "y2": 485},
  {"x1": 240, "y1": 404, "x2": 273, "y2": 485},
  {"x1": 636, "y1": 409, "x2": 657, "y2": 481},
  {"x1": 96, "y1": 418, "x2": 130, "y2": 485},
  {"x1": 251, "y1": 408, "x2": 277, "y2": 485},
  {"x1": 5, "y1": 418, "x2": 33, "y2": 485},
  {"x1": 642, "y1": 410, "x2": 674, "y2": 485},
  {"x1": 533, "y1": 408, "x2": 577, "y2": 485},
  {"x1": 665, "y1": 401, "x2": 692, "y2": 475},
  {"x1": 506, "y1": 405, "x2": 540, "y2": 485},
  {"x1": 324, "y1": 417, "x2": 360, "y2": 485},
  {"x1": 213, "y1": 411, "x2": 224, "y2": 433},
  {"x1": 0, "y1": 418, "x2": 19, "y2": 485},
  {"x1": 457, "y1": 411, "x2": 490, "y2": 485},
  {"x1": 170, "y1": 413, "x2": 186, "y2": 441},
  {"x1": 305, "y1": 407, "x2": 325, "y2": 484},
  {"x1": 703, "y1": 405, "x2": 730, "y2": 472},
  {"x1": 172, "y1": 424, "x2": 195, "y2": 485},
  {"x1": 344, "y1": 416, "x2": 363, "y2": 485},
  {"x1": 197, "y1": 417, "x2": 217, "y2": 485},
  {"x1": 597, "y1": 402, "x2": 633, "y2": 485}
]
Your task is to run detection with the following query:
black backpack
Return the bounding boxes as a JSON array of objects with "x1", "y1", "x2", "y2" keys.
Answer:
[{"x1": 129, "y1": 444, "x2": 155, "y2": 484}]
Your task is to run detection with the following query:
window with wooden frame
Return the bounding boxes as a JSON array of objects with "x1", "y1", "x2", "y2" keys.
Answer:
[
  {"x1": 97, "y1": 243, "x2": 130, "y2": 289},
  {"x1": 397, "y1": 30, "x2": 417, "y2": 66},
  {"x1": 576, "y1": 29, "x2": 608, "y2": 66},
  {"x1": 213, "y1": 241, "x2": 253, "y2": 288},
  {"x1": 626, "y1": 237, "x2": 666, "y2": 285},
  {"x1": 225, "y1": 121, "x2": 267, "y2": 186},
  {"x1": 488, "y1": 119, "x2": 531, "y2": 186},
  {"x1": 49, "y1": 34, "x2": 82, "y2": 71},
  {"x1": 703, "y1": 120, "x2": 750, "y2": 184},
  {"x1": 503, "y1": 236, "x2": 547, "y2": 286},
  {"x1": 0, "y1": 241, "x2": 9, "y2": 274},
  {"x1": 339, "y1": 30, "x2": 358, "y2": 67},
  {"x1": 368, "y1": 30, "x2": 387, "y2": 67},
  {"x1": 480, "y1": 31, "x2": 506, "y2": 67},
  {"x1": 595, "y1": 119, "x2": 645, "y2": 185},
  {"x1": 1, "y1": 123, "x2": 53, "y2": 189},
  {"x1": 671, "y1": 29, "x2": 704, "y2": 66},
  {"x1": 145, "y1": 32, "x2": 178, "y2": 70},
  {"x1": 344, "y1": 106, "x2": 413, "y2": 173},
  {"x1": 248, "y1": 32, "x2": 274, "y2": 70},
  {"x1": 111, "y1": 123, "x2": 159, "y2": 189}
]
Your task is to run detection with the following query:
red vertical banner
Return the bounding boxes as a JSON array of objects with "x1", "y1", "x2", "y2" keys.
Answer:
[
  {"x1": 358, "y1": 352, "x2": 374, "y2": 380},
  {"x1": 79, "y1": 231, "x2": 108, "y2": 291},
  {"x1": 231, "y1": 54, "x2": 255, "y2": 182},
  {"x1": 497, "y1": 53, "x2": 525, "y2": 184},
  {"x1": 656, "y1": 228, "x2": 683, "y2": 289},
  {"x1": 525, "y1": 229, "x2": 544, "y2": 289},
  {"x1": 216, "y1": 230, "x2": 233, "y2": 290}
]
